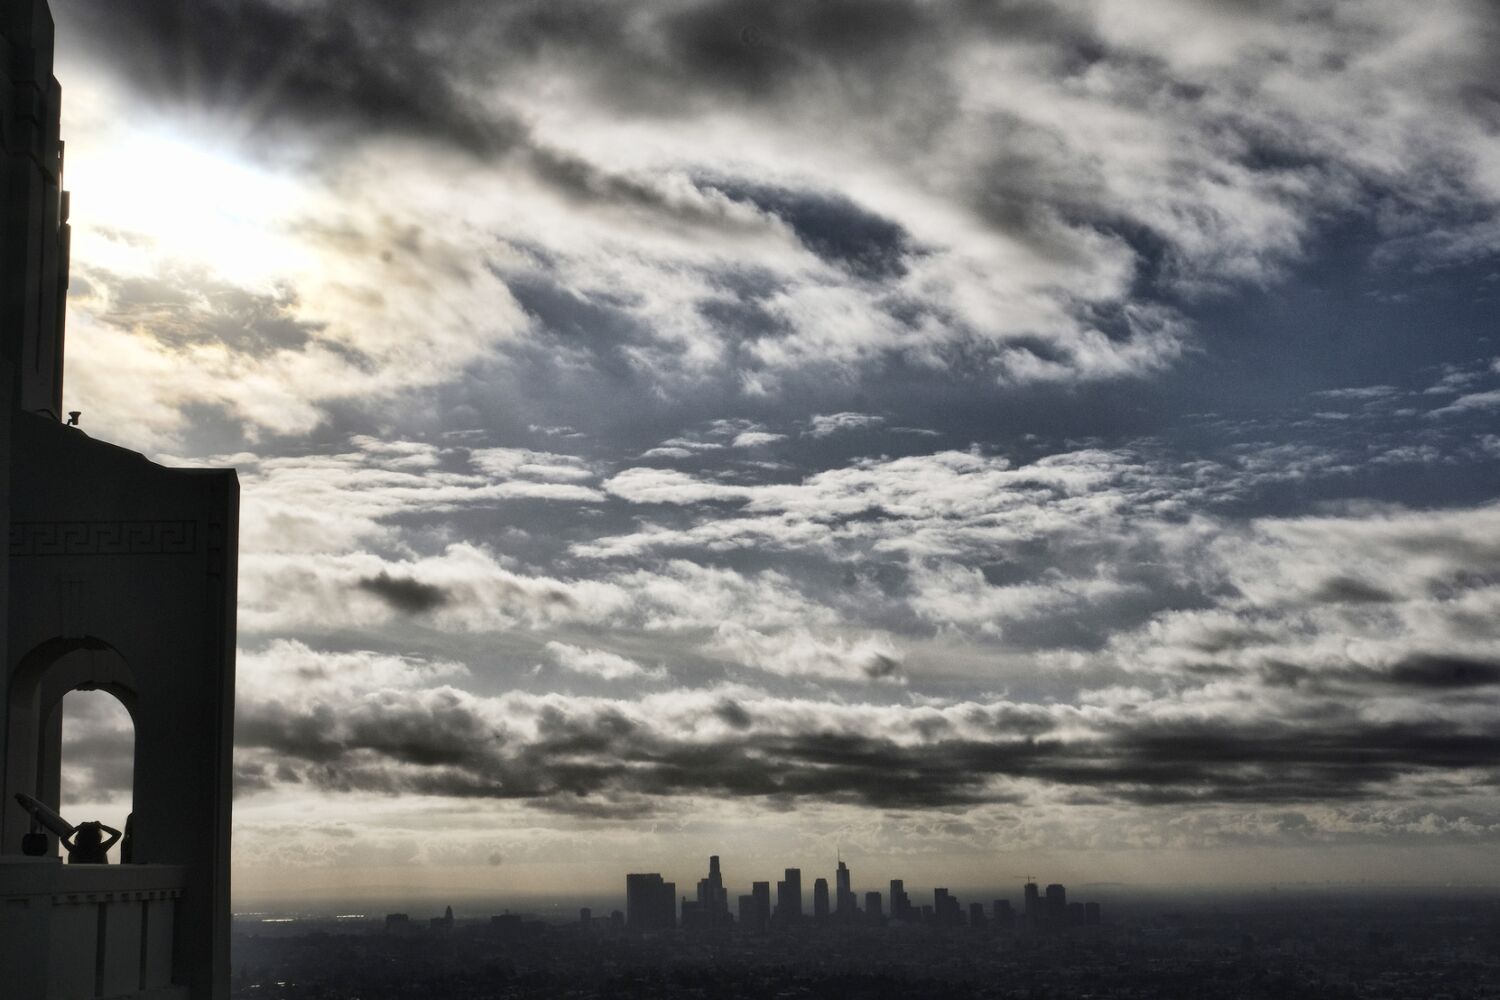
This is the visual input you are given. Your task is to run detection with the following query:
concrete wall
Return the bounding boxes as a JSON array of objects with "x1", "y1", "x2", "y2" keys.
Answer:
[{"x1": 2, "y1": 414, "x2": 238, "y2": 1000}]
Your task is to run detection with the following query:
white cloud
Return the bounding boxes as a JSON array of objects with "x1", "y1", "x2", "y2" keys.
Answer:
[{"x1": 545, "y1": 641, "x2": 666, "y2": 681}]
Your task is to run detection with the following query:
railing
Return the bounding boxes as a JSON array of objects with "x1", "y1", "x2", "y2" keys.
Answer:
[{"x1": 0, "y1": 857, "x2": 188, "y2": 999}]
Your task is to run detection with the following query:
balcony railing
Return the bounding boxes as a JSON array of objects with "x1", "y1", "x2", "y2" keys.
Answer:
[{"x1": 0, "y1": 857, "x2": 187, "y2": 999}]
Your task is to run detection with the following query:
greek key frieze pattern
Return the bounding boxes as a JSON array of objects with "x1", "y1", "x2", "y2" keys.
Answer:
[{"x1": 9, "y1": 520, "x2": 198, "y2": 556}]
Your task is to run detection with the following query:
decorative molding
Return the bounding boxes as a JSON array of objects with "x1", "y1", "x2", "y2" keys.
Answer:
[{"x1": 9, "y1": 521, "x2": 197, "y2": 556}]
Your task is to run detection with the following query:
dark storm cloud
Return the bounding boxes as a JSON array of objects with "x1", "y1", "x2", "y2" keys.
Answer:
[
  {"x1": 234, "y1": 680, "x2": 1500, "y2": 815},
  {"x1": 705, "y1": 181, "x2": 913, "y2": 279},
  {"x1": 1308, "y1": 575, "x2": 1397, "y2": 605},
  {"x1": 1387, "y1": 655, "x2": 1500, "y2": 690},
  {"x1": 356, "y1": 571, "x2": 451, "y2": 614},
  {"x1": 77, "y1": 264, "x2": 326, "y2": 358},
  {"x1": 56, "y1": 0, "x2": 520, "y2": 155}
]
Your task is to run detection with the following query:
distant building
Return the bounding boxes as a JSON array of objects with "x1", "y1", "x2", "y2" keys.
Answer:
[
  {"x1": 694, "y1": 855, "x2": 730, "y2": 926},
  {"x1": 430, "y1": 905, "x2": 454, "y2": 930},
  {"x1": 835, "y1": 859, "x2": 855, "y2": 920},
  {"x1": 752, "y1": 881, "x2": 771, "y2": 929},
  {"x1": 1085, "y1": 901, "x2": 1101, "y2": 926},
  {"x1": 1023, "y1": 882, "x2": 1041, "y2": 927},
  {"x1": 580, "y1": 907, "x2": 592, "y2": 925},
  {"x1": 813, "y1": 877, "x2": 830, "y2": 919},
  {"x1": 890, "y1": 879, "x2": 912, "y2": 921},
  {"x1": 969, "y1": 902, "x2": 986, "y2": 926},
  {"x1": 993, "y1": 899, "x2": 1015, "y2": 928},
  {"x1": 775, "y1": 868, "x2": 802, "y2": 923},
  {"x1": 385, "y1": 913, "x2": 411, "y2": 930},
  {"x1": 933, "y1": 888, "x2": 962, "y2": 925},
  {"x1": 865, "y1": 891, "x2": 883, "y2": 921},
  {"x1": 1045, "y1": 884, "x2": 1066, "y2": 929},
  {"x1": 626, "y1": 873, "x2": 676, "y2": 930},
  {"x1": 690, "y1": 857, "x2": 732, "y2": 929}
]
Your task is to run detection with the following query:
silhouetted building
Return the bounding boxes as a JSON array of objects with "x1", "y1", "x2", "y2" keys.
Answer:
[
  {"x1": 813, "y1": 877, "x2": 830, "y2": 919},
  {"x1": 626, "y1": 873, "x2": 676, "y2": 931},
  {"x1": 1024, "y1": 881, "x2": 1041, "y2": 927},
  {"x1": 775, "y1": 868, "x2": 802, "y2": 923},
  {"x1": 1045, "y1": 883, "x2": 1066, "y2": 930},
  {"x1": 385, "y1": 913, "x2": 410, "y2": 930},
  {"x1": 738, "y1": 894, "x2": 757, "y2": 928},
  {"x1": 0, "y1": 4, "x2": 240, "y2": 998},
  {"x1": 993, "y1": 899, "x2": 1014, "y2": 928},
  {"x1": 934, "y1": 888, "x2": 962, "y2": 925},
  {"x1": 865, "y1": 891, "x2": 883, "y2": 921},
  {"x1": 752, "y1": 880, "x2": 771, "y2": 929},
  {"x1": 970, "y1": 902, "x2": 986, "y2": 926},
  {"x1": 890, "y1": 879, "x2": 912, "y2": 921},
  {"x1": 430, "y1": 905, "x2": 454, "y2": 930},
  {"x1": 694, "y1": 855, "x2": 730, "y2": 926},
  {"x1": 1085, "y1": 900, "x2": 1101, "y2": 926},
  {"x1": 580, "y1": 907, "x2": 592, "y2": 925},
  {"x1": 835, "y1": 859, "x2": 855, "y2": 920}
]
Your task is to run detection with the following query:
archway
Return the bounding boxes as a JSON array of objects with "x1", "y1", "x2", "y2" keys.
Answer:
[
  {"x1": 4, "y1": 637, "x2": 139, "y2": 857},
  {"x1": 55, "y1": 687, "x2": 135, "y2": 863}
]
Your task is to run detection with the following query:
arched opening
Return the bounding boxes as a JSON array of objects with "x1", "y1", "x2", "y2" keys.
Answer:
[
  {"x1": 4, "y1": 637, "x2": 140, "y2": 859},
  {"x1": 55, "y1": 688, "x2": 135, "y2": 863}
]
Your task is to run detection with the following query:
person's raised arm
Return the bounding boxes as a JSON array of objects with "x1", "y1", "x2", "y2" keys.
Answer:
[{"x1": 99, "y1": 824, "x2": 121, "y2": 852}]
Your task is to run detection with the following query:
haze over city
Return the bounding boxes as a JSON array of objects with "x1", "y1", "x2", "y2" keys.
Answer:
[{"x1": 41, "y1": 0, "x2": 1500, "y2": 909}]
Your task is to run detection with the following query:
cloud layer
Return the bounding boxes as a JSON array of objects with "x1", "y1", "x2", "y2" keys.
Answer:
[{"x1": 44, "y1": 0, "x2": 1500, "y2": 889}]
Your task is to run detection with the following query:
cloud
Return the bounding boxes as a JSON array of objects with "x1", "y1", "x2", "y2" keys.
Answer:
[
  {"x1": 806, "y1": 412, "x2": 884, "y2": 437},
  {"x1": 731, "y1": 430, "x2": 786, "y2": 448},
  {"x1": 707, "y1": 625, "x2": 906, "y2": 684},
  {"x1": 355, "y1": 572, "x2": 450, "y2": 615},
  {"x1": 233, "y1": 642, "x2": 1500, "y2": 816},
  {"x1": 545, "y1": 642, "x2": 667, "y2": 682},
  {"x1": 62, "y1": 0, "x2": 1500, "y2": 406}
]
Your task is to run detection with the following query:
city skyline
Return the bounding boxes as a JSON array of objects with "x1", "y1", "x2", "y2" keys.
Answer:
[
  {"x1": 32, "y1": 0, "x2": 1500, "y2": 905},
  {"x1": 627, "y1": 854, "x2": 1101, "y2": 933}
]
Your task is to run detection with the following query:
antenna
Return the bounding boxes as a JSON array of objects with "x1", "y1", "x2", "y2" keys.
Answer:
[{"x1": 1013, "y1": 873, "x2": 1037, "y2": 885}]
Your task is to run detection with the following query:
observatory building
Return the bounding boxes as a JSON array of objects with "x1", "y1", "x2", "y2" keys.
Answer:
[{"x1": 1, "y1": 2, "x2": 239, "y2": 998}]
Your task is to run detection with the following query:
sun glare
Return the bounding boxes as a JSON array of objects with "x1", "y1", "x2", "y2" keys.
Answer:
[{"x1": 66, "y1": 126, "x2": 311, "y2": 290}]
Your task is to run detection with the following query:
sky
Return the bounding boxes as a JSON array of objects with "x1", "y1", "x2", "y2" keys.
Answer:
[{"x1": 45, "y1": 0, "x2": 1500, "y2": 904}]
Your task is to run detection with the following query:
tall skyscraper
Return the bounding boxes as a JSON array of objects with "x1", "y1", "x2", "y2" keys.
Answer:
[
  {"x1": 780, "y1": 868, "x2": 802, "y2": 921},
  {"x1": 1045, "y1": 883, "x2": 1066, "y2": 930},
  {"x1": 1024, "y1": 881, "x2": 1041, "y2": 927},
  {"x1": 933, "y1": 887, "x2": 962, "y2": 925},
  {"x1": 813, "y1": 877, "x2": 830, "y2": 919},
  {"x1": 865, "y1": 891, "x2": 883, "y2": 921},
  {"x1": 626, "y1": 873, "x2": 676, "y2": 930},
  {"x1": 752, "y1": 881, "x2": 771, "y2": 930},
  {"x1": 890, "y1": 879, "x2": 911, "y2": 921},
  {"x1": 695, "y1": 855, "x2": 729, "y2": 925},
  {"x1": 835, "y1": 859, "x2": 855, "y2": 919}
]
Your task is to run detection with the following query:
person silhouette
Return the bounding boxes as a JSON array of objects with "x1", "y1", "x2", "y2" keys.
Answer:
[{"x1": 63, "y1": 820, "x2": 121, "y2": 864}]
